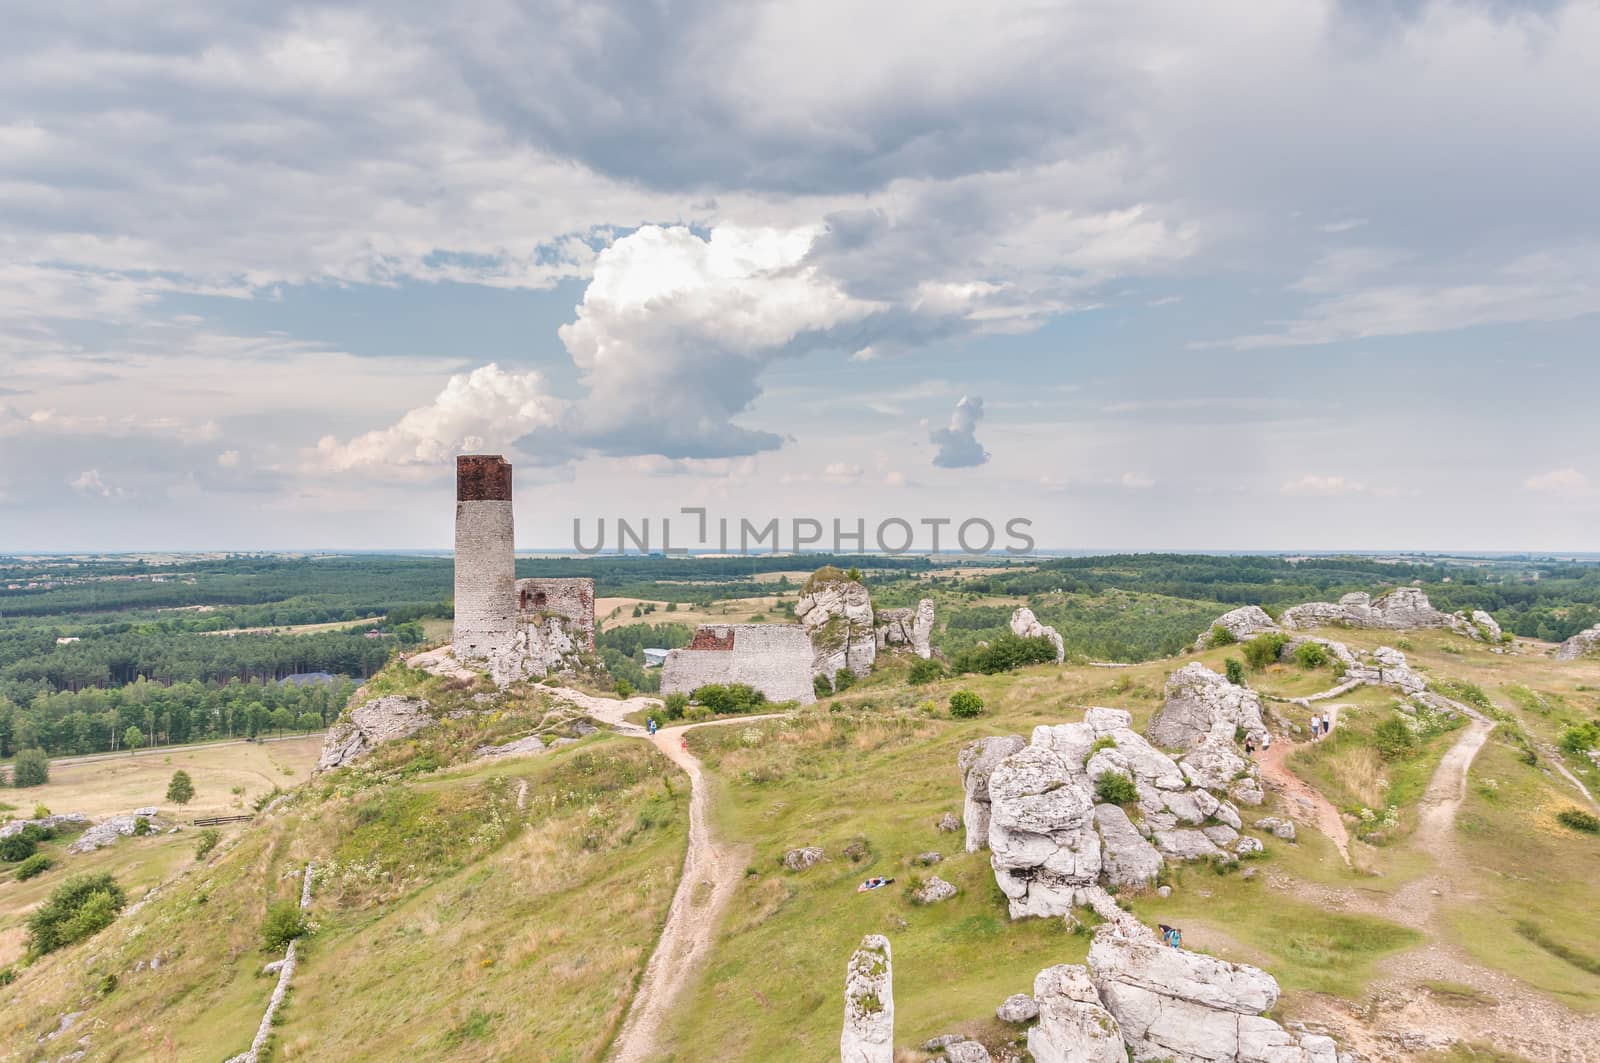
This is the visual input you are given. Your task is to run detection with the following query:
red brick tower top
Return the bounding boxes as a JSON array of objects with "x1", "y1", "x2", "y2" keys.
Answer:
[{"x1": 457, "y1": 455, "x2": 513, "y2": 502}]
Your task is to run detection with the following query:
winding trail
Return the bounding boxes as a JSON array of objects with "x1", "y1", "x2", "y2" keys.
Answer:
[
  {"x1": 564, "y1": 688, "x2": 788, "y2": 1063},
  {"x1": 1255, "y1": 705, "x2": 1352, "y2": 865}
]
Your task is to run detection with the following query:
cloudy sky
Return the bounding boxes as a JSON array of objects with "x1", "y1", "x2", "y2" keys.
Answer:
[{"x1": 3, "y1": 1, "x2": 1597, "y2": 553}]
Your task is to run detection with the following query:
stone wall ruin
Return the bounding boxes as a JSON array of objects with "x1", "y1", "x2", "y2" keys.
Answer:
[{"x1": 660, "y1": 623, "x2": 817, "y2": 704}]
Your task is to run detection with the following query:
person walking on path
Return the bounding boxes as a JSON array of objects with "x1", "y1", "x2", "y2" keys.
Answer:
[{"x1": 1310, "y1": 713, "x2": 1322, "y2": 740}]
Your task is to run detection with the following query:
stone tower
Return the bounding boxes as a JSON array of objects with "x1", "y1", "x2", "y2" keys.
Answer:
[{"x1": 453, "y1": 454, "x2": 516, "y2": 663}]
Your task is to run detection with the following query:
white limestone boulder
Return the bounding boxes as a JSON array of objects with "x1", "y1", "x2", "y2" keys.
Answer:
[
  {"x1": 1150, "y1": 663, "x2": 1268, "y2": 751},
  {"x1": 959, "y1": 734, "x2": 1027, "y2": 853},
  {"x1": 1197, "y1": 606, "x2": 1281, "y2": 649},
  {"x1": 1557, "y1": 622, "x2": 1600, "y2": 661},
  {"x1": 1093, "y1": 804, "x2": 1165, "y2": 888},
  {"x1": 988, "y1": 746, "x2": 1101, "y2": 917},
  {"x1": 798, "y1": 571, "x2": 877, "y2": 681},
  {"x1": 841, "y1": 935, "x2": 894, "y2": 1063},
  {"x1": 1027, "y1": 964, "x2": 1125, "y2": 1063},
  {"x1": 317, "y1": 695, "x2": 433, "y2": 771},
  {"x1": 1010, "y1": 606, "x2": 1066, "y2": 663},
  {"x1": 876, "y1": 599, "x2": 935, "y2": 658}
]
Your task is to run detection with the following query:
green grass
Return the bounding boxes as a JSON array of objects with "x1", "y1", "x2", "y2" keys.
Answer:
[
  {"x1": 657, "y1": 712, "x2": 1086, "y2": 1058},
  {"x1": 0, "y1": 736, "x2": 688, "y2": 1061},
  {"x1": 1127, "y1": 868, "x2": 1419, "y2": 999},
  {"x1": 1442, "y1": 740, "x2": 1600, "y2": 1009}
]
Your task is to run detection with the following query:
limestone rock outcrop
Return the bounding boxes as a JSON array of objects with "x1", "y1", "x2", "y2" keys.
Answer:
[
  {"x1": 67, "y1": 811, "x2": 167, "y2": 854},
  {"x1": 1149, "y1": 663, "x2": 1268, "y2": 751},
  {"x1": 1028, "y1": 964, "x2": 1126, "y2": 1063},
  {"x1": 1093, "y1": 804, "x2": 1164, "y2": 888},
  {"x1": 1343, "y1": 645, "x2": 1427, "y2": 694},
  {"x1": 982, "y1": 706, "x2": 1258, "y2": 917},
  {"x1": 1010, "y1": 607, "x2": 1065, "y2": 663},
  {"x1": 785, "y1": 846, "x2": 826, "y2": 871},
  {"x1": 841, "y1": 935, "x2": 894, "y2": 1063},
  {"x1": 317, "y1": 695, "x2": 433, "y2": 771},
  {"x1": 798, "y1": 570, "x2": 877, "y2": 681},
  {"x1": 1088, "y1": 925, "x2": 1337, "y2": 1063},
  {"x1": 1197, "y1": 606, "x2": 1281, "y2": 649},
  {"x1": 876, "y1": 599, "x2": 935, "y2": 658},
  {"x1": 988, "y1": 746, "x2": 1102, "y2": 917},
  {"x1": 1280, "y1": 587, "x2": 1499, "y2": 643},
  {"x1": 0, "y1": 812, "x2": 87, "y2": 840},
  {"x1": 914, "y1": 876, "x2": 957, "y2": 904},
  {"x1": 959, "y1": 734, "x2": 1027, "y2": 853},
  {"x1": 1557, "y1": 622, "x2": 1600, "y2": 661}
]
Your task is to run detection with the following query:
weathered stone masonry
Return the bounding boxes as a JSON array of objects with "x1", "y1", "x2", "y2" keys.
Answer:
[
  {"x1": 516, "y1": 577, "x2": 596, "y2": 652},
  {"x1": 661, "y1": 624, "x2": 817, "y2": 704},
  {"x1": 451, "y1": 454, "x2": 595, "y2": 685},
  {"x1": 453, "y1": 455, "x2": 517, "y2": 662}
]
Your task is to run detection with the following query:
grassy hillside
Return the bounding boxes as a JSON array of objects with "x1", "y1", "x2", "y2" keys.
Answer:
[
  {"x1": 4, "y1": 607, "x2": 1600, "y2": 1061},
  {"x1": 0, "y1": 674, "x2": 688, "y2": 1062}
]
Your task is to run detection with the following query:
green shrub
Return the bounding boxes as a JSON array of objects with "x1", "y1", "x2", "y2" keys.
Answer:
[
  {"x1": 132, "y1": 816, "x2": 153, "y2": 837},
  {"x1": 1556, "y1": 807, "x2": 1600, "y2": 834},
  {"x1": 1374, "y1": 717, "x2": 1419, "y2": 761},
  {"x1": 812, "y1": 674, "x2": 834, "y2": 699},
  {"x1": 833, "y1": 669, "x2": 857, "y2": 693},
  {"x1": 613, "y1": 678, "x2": 634, "y2": 698},
  {"x1": 1208, "y1": 625, "x2": 1237, "y2": 647},
  {"x1": 1243, "y1": 633, "x2": 1290, "y2": 671},
  {"x1": 949, "y1": 633, "x2": 1059, "y2": 675},
  {"x1": 662, "y1": 692, "x2": 689, "y2": 720},
  {"x1": 1095, "y1": 771, "x2": 1139, "y2": 805},
  {"x1": 0, "y1": 967, "x2": 14, "y2": 987},
  {"x1": 1559, "y1": 723, "x2": 1600, "y2": 755},
  {"x1": 195, "y1": 828, "x2": 222, "y2": 859},
  {"x1": 10, "y1": 748, "x2": 49, "y2": 788},
  {"x1": 908, "y1": 658, "x2": 945, "y2": 685},
  {"x1": 260, "y1": 900, "x2": 309, "y2": 951},
  {"x1": 15, "y1": 853, "x2": 52, "y2": 880},
  {"x1": 949, "y1": 690, "x2": 985, "y2": 718},
  {"x1": 1224, "y1": 658, "x2": 1246, "y2": 685},
  {"x1": 692, "y1": 683, "x2": 768, "y2": 716},
  {"x1": 1089, "y1": 735, "x2": 1118, "y2": 756},
  {"x1": 0, "y1": 833, "x2": 37, "y2": 863},
  {"x1": 25, "y1": 873, "x2": 126, "y2": 956},
  {"x1": 1293, "y1": 642, "x2": 1329, "y2": 669}
]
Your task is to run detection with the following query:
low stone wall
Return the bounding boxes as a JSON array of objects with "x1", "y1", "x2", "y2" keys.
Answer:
[{"x1": 661, "y1": 624, "x2": 817, "y2": 704}]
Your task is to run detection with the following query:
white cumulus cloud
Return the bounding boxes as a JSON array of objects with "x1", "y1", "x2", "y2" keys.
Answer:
[
  {"x1": 929, "y1": 395, "x2": 989, "y2": 469},
  {"x1": 310, "y1": 363, "x2": 564, "y2": 474},
  {"x1": 1280, "y1": 474, "x2": 1366, "y2": 496}
]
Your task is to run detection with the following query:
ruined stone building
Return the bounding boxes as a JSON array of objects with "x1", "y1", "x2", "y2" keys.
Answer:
[
  {"x1": 453, "y1": 455, "x2": 595, "y2": 685},
  {"x1": 660, "y1": 624, "x2": 817, "y2": 705}
]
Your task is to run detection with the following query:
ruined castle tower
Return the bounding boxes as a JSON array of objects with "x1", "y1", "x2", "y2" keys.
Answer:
[{"x1": 453, "y1": 454, "x2": 516, "y2": 662}]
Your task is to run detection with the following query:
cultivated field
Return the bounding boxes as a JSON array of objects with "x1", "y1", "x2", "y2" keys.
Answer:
[{"x1": 14, "y1": 735, "x2": 323, "y2": 821}]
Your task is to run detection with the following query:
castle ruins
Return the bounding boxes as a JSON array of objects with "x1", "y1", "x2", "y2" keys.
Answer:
[
  {"x1": 661, "y1": 624, "x2": 817, "y2": 704},
  {"x1": 452, "y1": 455, "x2": 595, "y2": 684}
]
